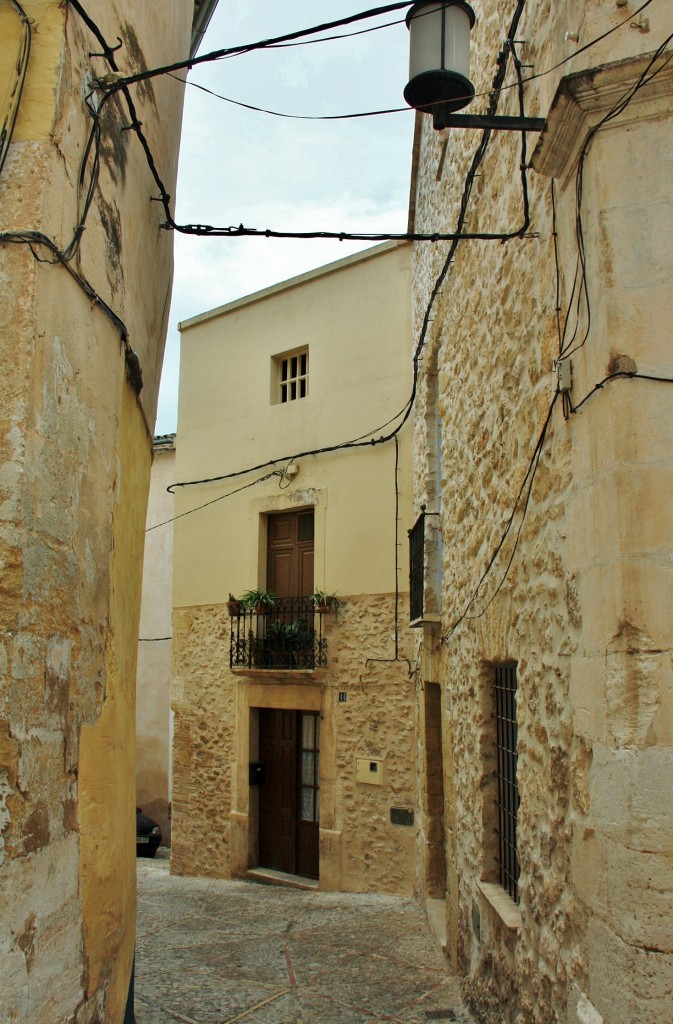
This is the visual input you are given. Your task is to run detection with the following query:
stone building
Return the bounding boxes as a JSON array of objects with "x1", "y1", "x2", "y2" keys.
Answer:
[
  {"x1": 0, "y1": 2, "x2": 217, "y2": 1021},
  {"x1": 171, "y1": 242, "x2": 418, "y2": 893},
  {"x1": 136, "y1": 434, "x2": 176, "y2": 846},
  {"x1": 409, "y1": 3, "x2": 673, "y2": 1023}
]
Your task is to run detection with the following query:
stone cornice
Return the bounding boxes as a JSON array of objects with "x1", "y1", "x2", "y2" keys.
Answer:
[{"x1": 532, "y1": 51, "x2": 673, "y2": 180}]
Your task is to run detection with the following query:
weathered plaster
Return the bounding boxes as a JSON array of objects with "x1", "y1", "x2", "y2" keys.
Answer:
[
  {"x1": 135, "y1": 440, "x2": 176, "y2": 843},
  {"x1": 0, "y1": 2, "x2": 195, "y2": 1020}
]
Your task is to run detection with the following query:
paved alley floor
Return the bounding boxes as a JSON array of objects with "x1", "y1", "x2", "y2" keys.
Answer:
[{"x1": 136, "y1": 853, "x2": 475, "y2": 1024}]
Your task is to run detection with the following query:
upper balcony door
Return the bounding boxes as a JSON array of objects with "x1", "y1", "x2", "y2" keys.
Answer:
[{"x1": 267, "y1": 509, "x2": 314, "y2": 597}]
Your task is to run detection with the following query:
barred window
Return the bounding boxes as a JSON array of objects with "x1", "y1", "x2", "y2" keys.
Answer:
[
  {"x1": 494, "y1": 662, "x2": 520, "y2": 903},
  {"x1": 274, "y1": 348, "x2": 308, "y2": 404}
]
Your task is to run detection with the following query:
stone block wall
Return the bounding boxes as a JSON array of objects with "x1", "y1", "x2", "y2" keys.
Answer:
[
  {"x1": 410, "y1": 3, "x2": 673, "y2": 1022},
  {"x1": 171, "y1": 594, "x2": 418, "y2": 895},
  {"x1": 171, "y1": 604, "x2": 235, "y2": 878}
]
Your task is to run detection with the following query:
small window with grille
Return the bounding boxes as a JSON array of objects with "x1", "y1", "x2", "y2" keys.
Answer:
[
  {"x1": 494, "y1": 662, "x2": 520, "y2": 903},
  {"x1": 274, "y1": 348, "x2": 308, "y2": 404}
]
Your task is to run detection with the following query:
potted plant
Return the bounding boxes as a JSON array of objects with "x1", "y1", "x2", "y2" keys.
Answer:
[
  {"x1": 226, "y1": 593, "x2": 242, "y2": 617},
  {"x1": 241, "y1": 588, "x2": 277, "y2": 616},
  {"x1": 263, "y1": 620, "x2": 311, "y2": 668},
  {"x1": 311, "y1": 590, "x2": 340, "y2": 620}
]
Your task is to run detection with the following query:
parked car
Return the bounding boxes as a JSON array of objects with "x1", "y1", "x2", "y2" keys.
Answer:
[{"x1": 136, "y1": 808, "x2": 162, "y2": 858}]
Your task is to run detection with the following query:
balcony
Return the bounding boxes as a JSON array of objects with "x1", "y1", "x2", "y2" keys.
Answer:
[
  {"x1": 229, "y1": 596, "x2": 327, "y2": 671},
  {"x1": 408, "y1": 506, "x2": 442, "y2": 626}
]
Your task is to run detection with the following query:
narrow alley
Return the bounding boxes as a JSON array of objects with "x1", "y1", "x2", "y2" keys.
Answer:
[{"x1": 135, "y1": 855, "x2": 475, "y2": 1024}]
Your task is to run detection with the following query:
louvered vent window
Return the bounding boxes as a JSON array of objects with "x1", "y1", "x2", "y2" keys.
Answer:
[{"x1": 275, "y1": 349, "x2": 308, "y2": 404}]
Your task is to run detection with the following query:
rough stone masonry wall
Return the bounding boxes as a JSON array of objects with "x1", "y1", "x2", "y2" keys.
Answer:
[
  {"x1": 411, "y1": 3, "x2": 673, "y2": 1023},
  {"x1": 171, "y1": 594, "x2": 418, "y2": 895},
  {"x1": 171, "y1": 604, "x2": 236, "y2": 878},
  {"x1": 330, "y1": 594, "x2": 417, "y2": 896}
]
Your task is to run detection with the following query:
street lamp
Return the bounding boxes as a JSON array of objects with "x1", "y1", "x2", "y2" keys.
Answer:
[{"x1": 403, "y1": 1, "x2": 545, "y2": 133}]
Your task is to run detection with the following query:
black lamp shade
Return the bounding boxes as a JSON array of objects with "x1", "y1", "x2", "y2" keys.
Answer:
[{"x1": 404, "y1": 1, "x2": 476, "y2": 128}]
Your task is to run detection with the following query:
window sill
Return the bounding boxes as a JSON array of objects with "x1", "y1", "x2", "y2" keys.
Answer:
[
  {"x1": 232, "y1": 668, "x2": 324, "y2": 683},
  {"x1": 409, "y1": 613, "x2": 442, "y2": 629},
  {"x1": 476, "y1": 881, "x2": 521, "y2": 932}
]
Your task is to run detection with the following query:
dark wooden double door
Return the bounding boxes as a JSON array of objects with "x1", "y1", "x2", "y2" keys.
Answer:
[
  {"x1": 267, "y1": 509, "x2": 314, "y2": 598},
  {"x1": 258, "y1": 709, "x2": 320, "y2": 879}
]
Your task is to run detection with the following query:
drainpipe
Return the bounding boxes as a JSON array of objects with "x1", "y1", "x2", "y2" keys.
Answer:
[{"x1": 191, "y1": 0, "x2": 220, "y2": 58}]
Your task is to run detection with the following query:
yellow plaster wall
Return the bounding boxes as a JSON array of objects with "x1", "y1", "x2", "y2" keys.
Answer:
[
  {"x1": 174, "y1": 242, "x2": 413, "y2": 606},
  {"x1": 78, "y1": 380, "x2": 149, "y2": 1020},
  {"x1": 0, "y1": 2, "x2": 195, "y2": 1020},
  {"x1": 136, "y1": 443, "x2": 176, "y2": 842},
  {"x1": 0, "y1": 1, "x2": 64, "y2": 142}
]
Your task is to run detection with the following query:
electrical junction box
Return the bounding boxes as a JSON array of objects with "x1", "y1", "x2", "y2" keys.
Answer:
[{"x1": 356, "y1": 757, "x2": 383, "y2": 786}]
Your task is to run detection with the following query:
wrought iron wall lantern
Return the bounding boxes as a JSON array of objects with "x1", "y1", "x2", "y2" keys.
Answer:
[{"x1": 404, "y1": 1, "x2": 545, "y2": 133}]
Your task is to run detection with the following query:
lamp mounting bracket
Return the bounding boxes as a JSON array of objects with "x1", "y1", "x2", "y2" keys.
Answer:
[{"x1": 438, "y1": 113, "x2": 546, "y2": 132}]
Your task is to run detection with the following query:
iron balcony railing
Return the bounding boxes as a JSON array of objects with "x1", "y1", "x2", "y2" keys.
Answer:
[
  {"x1": 229, "y1": 596, "x2": 327, "y2": 671},
  {"x1": 408, "y1": 504, "x2": 442, "y2": 624},
  {"x1": 408, "y1": 509, "x2": 426, "y2": 622}
]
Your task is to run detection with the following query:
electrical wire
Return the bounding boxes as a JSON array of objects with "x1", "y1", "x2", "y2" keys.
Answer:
[
  {"x1": 263, "y1": 13, "x2": 409, "y2": 49},
  {"x1": 568, "y1": 371, "x2": 673, "y2": 414},
  {"x1": 0, "y1": 228, "x2": 129, "y2": 337},
  {"x1": 363, "y1": 435, "x2": 416, "y2": 676},
  {"x1": 72, "y1": 0, "x2": 663, "y2": 243},
  {"x1": 168, "y1": 1, "x2": 533, "y2": 494},
  {"x1": 561, "y1": 36, "x2": 673, "y2": 363},
  {"x1": 91, "y1": 0, "x2": 657, "y2": 130},
  {"x1": 551, "y1": 180, "x2": 562, "y2": 357},
  {"x1": 148, "y1": 48, "x2": 536, "y2": 244},
  {"x1": 61, "y1": 0, "x2": 668, "y2": 250},
  {"x1": 0, "y1": 0, "x2": 31, "y2": 179},
  {"x1": 92, "y1": 2, "x2": 418, "y2": 90},
  {"x1": 146, "y1": 470, "x2": 280, "y2": 531},
  {"x1": 56, "y1": 1, "x2": 671, "y2": 632},
  {"x1": 168, "y1": 73, "x2": 407, "y2": 122},
  {"x1": 440, "y1": 22, "x2": 673, "y2": 637},
  {"x1": 442, "y1": 391, "x2": 559, "y2": 643}
]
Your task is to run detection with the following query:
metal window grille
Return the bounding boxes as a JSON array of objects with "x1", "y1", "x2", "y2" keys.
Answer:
[
  {"x1": 495, "y1": 662, "x2": 520, "y2": 903},
  {"x1": 279, "y1": 349, "x2": 308, "y2": 403},
  {"x1": 408, "y1": 509, "x2": 426, "y2": 622}
]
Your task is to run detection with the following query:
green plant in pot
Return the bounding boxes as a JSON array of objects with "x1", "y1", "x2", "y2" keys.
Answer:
[
  {"x1": 264, "y1": 619, "x2": 310, "y2": 668},
  {"x1": 311, "y1": 590, "x2": 340, "y2": 621},
  {"x1": 265, "y1": 620, "x2": 305, "y2": 648},
  {"x1": 227, "y1": 593, "x2": 242, "y2": 617},
  {"x1": 241, "y1": 589, "x2": 277, "y2": 615}
]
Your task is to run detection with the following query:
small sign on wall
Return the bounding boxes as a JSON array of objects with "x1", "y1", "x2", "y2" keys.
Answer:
[
  {"x1": 356, "y1": 757, "x2": 383, "y2": 785},
  {"x1": 390, "y1": 807, "x2": 414, "y2": 826}
]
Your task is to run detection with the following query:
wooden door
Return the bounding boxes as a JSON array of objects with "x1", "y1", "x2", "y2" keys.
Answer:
[
  {"x1": 258, "y1": 709, "x2": 320, "y2": 879},
  {"x1": 259, "y1": 709, "x2": 297, "y2": 873},
  {"x1": 267, "y1": 510, "x2": 314, "y2": 597}
]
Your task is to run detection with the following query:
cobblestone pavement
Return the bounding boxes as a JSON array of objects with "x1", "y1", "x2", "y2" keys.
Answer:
[{"x1": 135, "y1": 853, "x2": 475, "y2": 1024}]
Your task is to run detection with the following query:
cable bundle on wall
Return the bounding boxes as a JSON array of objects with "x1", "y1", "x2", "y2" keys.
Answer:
[{"x1": 0, "y1": 0, "x2": 31, "y2": 179}]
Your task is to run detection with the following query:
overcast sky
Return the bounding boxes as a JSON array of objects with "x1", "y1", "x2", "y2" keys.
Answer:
[{"x1": 155, "y1": 1, "x2": 417, "y2": 434}]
